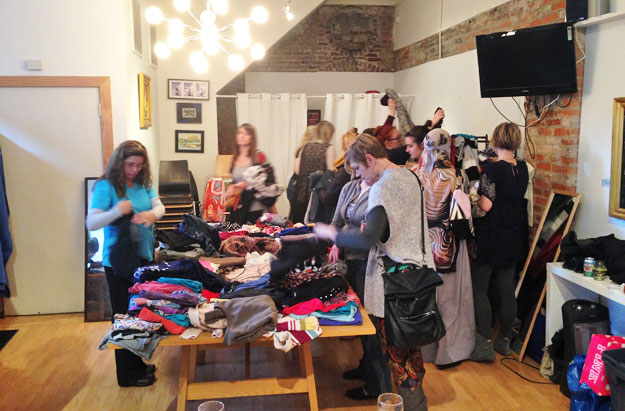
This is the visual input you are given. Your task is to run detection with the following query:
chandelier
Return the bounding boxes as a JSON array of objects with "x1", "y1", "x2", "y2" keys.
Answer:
[{"x1": 145, "y1": 0, "x2": 269, "y2": 73}]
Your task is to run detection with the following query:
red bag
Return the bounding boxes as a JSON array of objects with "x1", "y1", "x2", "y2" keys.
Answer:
[
  {"x1": 202, "y1": 178, "x2": 226, "y2": 222},
  {"x1": 580, "y1": 334, "x2": 625, "y2": 396}
]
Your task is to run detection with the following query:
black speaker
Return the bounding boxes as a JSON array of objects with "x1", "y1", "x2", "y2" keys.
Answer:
[{"x1": 566, "y1": 0, "x2": 588, "y2": 21}]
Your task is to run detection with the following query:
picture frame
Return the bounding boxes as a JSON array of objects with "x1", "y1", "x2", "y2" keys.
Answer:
[
  {"x1": 177, "y1": 102, "x2": 202, "y2": 124},
  {"x1": 168, "y1": 79, "x2": 210, "y2": 100},
  {"x1": 175, "y1": 130, "x2": 204, "y2": 153},
  {"x1": 149, "y1": 24, "x2": 157, "y2": 68},
  {"x1": 609, "y1": 97, "x2": 625, "y2": 219},
  {"x1": 132, "y1": 0, "x2": 142, "y2": 56},
  {"x1": 307, "y1": 109, "x2": 321, "y2": 126},
  {"x1": 138, "y1": 73, "x2": 152, "y2": 129}
]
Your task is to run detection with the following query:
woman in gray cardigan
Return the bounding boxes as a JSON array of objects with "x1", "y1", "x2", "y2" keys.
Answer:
[
  {"x1": 315, "y1": 134, "x2": 434, "y2": 411},
  {"x1": 330, "y1": 178, "x2": 392, "y2": 401}
]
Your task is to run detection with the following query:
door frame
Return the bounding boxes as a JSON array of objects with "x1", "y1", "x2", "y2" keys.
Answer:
[{"x1": 0, "y1": 76, "x2": 114, "y2": 166}]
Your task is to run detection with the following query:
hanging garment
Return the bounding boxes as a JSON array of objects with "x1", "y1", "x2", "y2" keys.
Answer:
[
  {"x1": 0, "y1": 145, "x2": 12, "y2": 297},
  {"x1": 202, "y1": 178, "x2": 226, "y2": 223}
]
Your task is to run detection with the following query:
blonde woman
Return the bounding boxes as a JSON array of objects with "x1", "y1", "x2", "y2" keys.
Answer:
[{"x1": 289, "y1": 120, "x2": 335, "y2": 223}]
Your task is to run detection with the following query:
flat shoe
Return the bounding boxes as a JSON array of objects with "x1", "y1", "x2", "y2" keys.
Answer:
[
  {"x1": 345, "y1": 386, "x2": 376, "y2": 401},
  {"x1": 120, "y1": 374, "x2": 156, "y2": 388},
  {"x1": 145, "y1": 364, "x2": 156, "y2": 375}
]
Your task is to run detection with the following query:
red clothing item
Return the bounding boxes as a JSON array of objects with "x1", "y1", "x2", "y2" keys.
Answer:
[
  {"x1": 128, "y1": 281, "x2": 193, "y2": 295},
  {"x1": 201, "y1": 289, "x2": 220, "y2": 300},
  {"x1": 219, "y1": 230, "x2": 249, "y2": 240},
  {"x1": 283, "y1": 291, "x2": 360, "y2": 316},
  {"x1": 138, "y1": 307, "x2": 186, "y2": 335}
]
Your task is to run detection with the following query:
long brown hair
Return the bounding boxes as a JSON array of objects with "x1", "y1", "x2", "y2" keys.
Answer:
[
  {"x1": 232, "y1": 123, "x2": 259, "y2": 169},
  {"x1": 100, "y1": 140, "x2": 152, "y2": 198}
]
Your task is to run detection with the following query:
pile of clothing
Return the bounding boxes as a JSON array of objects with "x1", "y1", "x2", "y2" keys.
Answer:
[{"x1": 100, "y1": 214, "x2": 365, "y2": 357}]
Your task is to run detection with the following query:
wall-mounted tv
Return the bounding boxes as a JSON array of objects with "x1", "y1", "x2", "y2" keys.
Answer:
[{"x1": 476, "y1": 22, "x2": 578, "y2": 98}]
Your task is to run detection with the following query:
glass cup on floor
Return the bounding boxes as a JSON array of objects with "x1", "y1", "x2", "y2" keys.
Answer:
[
  {"x1": 198, "y1": 401, "x2": 225, "y2": 411},
  {"x1": 377, "y1": 393, "x2": 403, "y2": 411}
]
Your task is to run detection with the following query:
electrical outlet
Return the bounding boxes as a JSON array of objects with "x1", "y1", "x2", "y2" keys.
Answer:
[{"x1": 602, "y1": 179, "x2": 610, "y2": 187}]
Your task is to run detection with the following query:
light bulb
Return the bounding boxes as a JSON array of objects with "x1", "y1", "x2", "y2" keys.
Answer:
[
  {"x1": 233, "y1": 19, "x2": 249, "y2": 34},
  {"x1": 250, "y1": 44, "x2": 265, "y2": 60},
  {"x1": 200, "y1": 24, "x2": 219, "y2": 44},
  {"x1": 200, "y1": 9, "x2": 216, "y2": 25},
  {"x1": 228, "y1": 54, "x2": 244, "y2": 71},
  {"x1": 173, "y1": 0, "x2": 191, "y2": 12},
  {"x1": 168, "y1": 18, "x2": 185, "y2": 34},
  {"x1": 167, "y1": 33, "x2": 185, "y2": 49},
  {"x1": 211, "y1": 0, "x2": 228, "y2": 15},
  {"x1": 203, "y1": 40, "x2": 220, "y2": 55},
  {"x1": 251, "y1": 6, "x2": 268, "y2": 24},
  {"x1": 234, "y1": 33, "x2": 251, "y2": 49},
  {"x1": 154, "y1": 42, "x2": 171, "y2": 58},
  {"x1": 286, "y1": 12, "x2": 294, "y2": 21},
  {"x1": 145, "y1": 7, "x2": 164, "y2": 24},
  {"x1": 190, "y1": 51, "x2": 209, "y2": 73}
]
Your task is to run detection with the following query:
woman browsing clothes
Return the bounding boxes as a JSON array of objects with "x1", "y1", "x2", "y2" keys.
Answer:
[
  {"x1": 314, "y1": 134, "x2": 434, "y2": 411},
  {"x1": 86, "y1": 140, "x2": 164, "y2": 387}
]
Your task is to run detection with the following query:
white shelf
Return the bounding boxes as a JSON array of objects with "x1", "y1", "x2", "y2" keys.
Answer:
[
  {"x1": 549, "y1": 262, "x2": 625, "y2": 306},
  {"x1": 574, "y1": 11, "x2": 625, "y2": 28}
]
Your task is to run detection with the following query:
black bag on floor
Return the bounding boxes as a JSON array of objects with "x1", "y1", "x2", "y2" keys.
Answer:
[{"x1": 383, "y1": 171, "x2": 445, "y2": 348}]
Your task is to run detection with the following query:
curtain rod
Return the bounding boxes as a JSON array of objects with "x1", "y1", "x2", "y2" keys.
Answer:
[{"x1": 216, "y1": 94, "x2": 416, "y2": 99}]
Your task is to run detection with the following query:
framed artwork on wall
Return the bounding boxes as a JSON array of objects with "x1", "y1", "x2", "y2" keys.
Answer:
[
  {"x1": 149, "y1": 24, "x2": 157, "y2": 68},
  {"x1": 307, "y1": 109, "x2": 321, "y2": 126},
  {"x1": 168, "y1": 79, "x2": 209, "y2": 100},
  {"x1": 138, "y1": 73, "x2": 152, "y2": 129},
  {"x1": 131, "y1": 0, "x2": 142, "y2": 56},
  {"x1": 177, "y1": 102, "x2": 202, "y2": 124},
  {"x1": 610, "y1": 97, "x2": 625, "y2": 219},
  {"x1": 176, "y1": 130, "x2": 204, "y2": 153}
]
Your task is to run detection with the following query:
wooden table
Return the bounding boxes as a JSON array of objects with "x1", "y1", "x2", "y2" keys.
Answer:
[{"x1": 109, "y1": 306, "x2": 375, "y2": 410}]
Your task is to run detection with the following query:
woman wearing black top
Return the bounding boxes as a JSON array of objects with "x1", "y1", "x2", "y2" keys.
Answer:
[{"x1": 471, "y1": 122, "x2": 529, "y2": 361}]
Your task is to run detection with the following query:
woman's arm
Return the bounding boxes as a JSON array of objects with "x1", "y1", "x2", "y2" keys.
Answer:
[
  {"x1": 86, "y1": 206, "x2": 124, "y2": 231},
  {"x1": 132, "y1": 197, "x2": 166, "y2": 227},
  {"x1": 334, "y1": 206, "x2": 389, "y2": 250},
  {"x1": 478, "y1": 195, "x2": 493, "y2": 212}
]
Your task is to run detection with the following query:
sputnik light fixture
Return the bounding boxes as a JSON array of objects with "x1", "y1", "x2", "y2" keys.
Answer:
[{"x1": 145, "y1": 0, "x2": 268, "y2": 73}]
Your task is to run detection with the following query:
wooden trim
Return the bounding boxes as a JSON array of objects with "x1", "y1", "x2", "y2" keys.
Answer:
[
  {"x1": 610, "y1": 98, "x2": 625, "y2": 219},
  {"x1": 0, "y1": 76, "x2": 114, "y2": 167}
]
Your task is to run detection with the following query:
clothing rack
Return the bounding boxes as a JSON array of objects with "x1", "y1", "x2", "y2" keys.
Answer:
[{"x1": 216, "y1": 93, "x2": 416, "y2": 99}]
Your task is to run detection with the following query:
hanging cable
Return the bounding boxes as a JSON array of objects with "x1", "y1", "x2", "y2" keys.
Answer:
[{"x1": 500, "y1": 357, "x2": 553, "y2": 385}]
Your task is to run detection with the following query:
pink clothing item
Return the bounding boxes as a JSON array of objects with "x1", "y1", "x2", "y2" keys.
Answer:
[
  {"x1": 128, "y1": 281, "x2": 194, "y2": 295},
  {"x1": 219, "y1": 230, "x2": 249, "y2": 240},
  {"x1": 199, "y1": 260, "x2": 219, "y2": 272},
  {"x1": 453, "y1": 189, "x2": 472, "y2": 221},
  {"x1": 138, "y1": 307, "x2": 186, "y2": 335}
]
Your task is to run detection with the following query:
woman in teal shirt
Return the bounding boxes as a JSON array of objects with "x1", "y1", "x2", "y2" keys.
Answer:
[{"x1": 86, "y1": 140, "x2": 164, "y2": 387}]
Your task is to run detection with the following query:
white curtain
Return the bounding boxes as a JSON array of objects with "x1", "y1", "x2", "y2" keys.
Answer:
[
  {"x1": 324, "y1": 93, "x2": 403, "y2": 159},
  {"x1": 236, "y1": 93, "x2": 307, "y2": 216}
]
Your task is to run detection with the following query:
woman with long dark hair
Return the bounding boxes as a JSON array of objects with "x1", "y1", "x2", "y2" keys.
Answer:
[{"x1": 86, "y1": 140, "x2": 164, "y2": 387}]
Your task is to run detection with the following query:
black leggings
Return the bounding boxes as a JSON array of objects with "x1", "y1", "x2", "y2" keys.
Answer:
[{"x1": 471, "y1": 263, "x2": 517, "y2": 340}]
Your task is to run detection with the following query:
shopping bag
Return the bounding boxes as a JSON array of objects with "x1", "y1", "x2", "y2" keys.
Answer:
[{"x1": 580, "y1": 334, "x2": 625, "y2": 396}]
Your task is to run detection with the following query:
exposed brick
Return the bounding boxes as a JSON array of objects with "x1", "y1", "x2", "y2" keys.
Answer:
[{"x1": 553, "y1": 128, "x2": 568, "y2": 136}]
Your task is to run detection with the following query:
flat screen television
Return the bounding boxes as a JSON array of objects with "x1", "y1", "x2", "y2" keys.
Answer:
[{"x1": 476, "y1": 22, "x2": 578, "y2": 98}]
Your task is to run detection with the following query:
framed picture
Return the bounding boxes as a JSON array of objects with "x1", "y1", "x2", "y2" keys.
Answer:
[
  {"x1": 168, "y1": 79, "x2": 210, "y2": 100},
  {"x1": 610, "y1": 97, "x2": 625, "y2": 219},
  {"x1": 177, "y1": 102, "x2": 202, "y2": 124},
  {"x1": 175, "y1": 130, "x2": 204, "y2": 153},
  {"x1": 138, "y1": 73, "x2": 152, "y2": 129},
  {"x1": 132, "y1": 0, "x2": 142, "y2": 56},
  {"x1": 307, "y1": 109, "x2": 321, "y2": 126},
  {"x1": 149, "y1": 24, "x2": 157, "y2": 68}
]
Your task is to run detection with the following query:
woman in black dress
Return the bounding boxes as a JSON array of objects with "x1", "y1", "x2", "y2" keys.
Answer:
[{"x1": 471, "y1": 122, "x2": 529, "y2": 361}]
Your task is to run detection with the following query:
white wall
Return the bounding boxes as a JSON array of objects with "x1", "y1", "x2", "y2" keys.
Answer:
[
  {"x1": 393, "y1": 49, "x2": 524, "y2": 137},
  {"x1": 394, "y1": 0, "x2": 508, "y2": 50},
  {"x1": 245, "y1": 71, "x2": 395, "y2": 114},
  {"x1": 575, "y1": 18, "x2": 625, "y2": 239},
  {"x1": 0, "y1": 0, "x2": 159, "y2": 314},
  {"x1": 155, "y1": 0, "x2": 324, "y2": 197}
]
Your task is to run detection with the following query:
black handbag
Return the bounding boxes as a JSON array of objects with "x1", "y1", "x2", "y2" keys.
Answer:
[{"x1": 383, "y1": 171, "x2": 446, "y2": 348}]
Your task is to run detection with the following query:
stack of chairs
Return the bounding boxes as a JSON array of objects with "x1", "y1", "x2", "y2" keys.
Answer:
[{"x1": 156, "y1": 160, "x2": 195, "y2": 230}]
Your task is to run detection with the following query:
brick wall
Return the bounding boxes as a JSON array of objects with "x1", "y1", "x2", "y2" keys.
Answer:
[
  {"x1": 395, "y1": 0, "x2": 583, "y2": 225},
  {"x1": 247, "y1": 5, "x2": 395, "y2": 72}
]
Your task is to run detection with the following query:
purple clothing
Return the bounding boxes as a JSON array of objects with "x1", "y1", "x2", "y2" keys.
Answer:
[{"x1": 138, "y1": 290, "x2": 200, "y2": 306}]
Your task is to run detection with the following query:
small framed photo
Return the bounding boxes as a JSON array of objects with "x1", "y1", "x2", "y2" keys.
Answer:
[
  {"x1": 168, "y1": 79, "x2": 209, "y2": 100},
  {"x1": 131, "y1": 0, "x2": 142, "y2": 56},
  {"x1": 175, "y1": 130, "x2": 204, "y2": 153},
  {"x1": 307, "y1": 109, "x2": 321, "y2": 126},
  {"x1": 138, "y1": 72, "x2": 152, "y2": 129},
  {"x1": 177, "y1": 103, "x2": 202, "y2": 124}
]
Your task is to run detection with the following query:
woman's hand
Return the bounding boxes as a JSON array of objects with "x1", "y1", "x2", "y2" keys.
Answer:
[
  {"x1": 117, "y1": 200, "x2": 133, "y2": 215},
  {"x1": 328, "y1": 244, "x2": 340, "y2": 263},
  {"x1": 388, "y1": 98, "x2": 397, "y2": 117},
  {"x1": 313, "y1": 223, "x2": 338, "y2": 242},
  {"x1": 431, "y1": 108, "x2": 445, "y2": 128},
  {"x1": 132, "y1": 211, "x2": 156, "y2": 227}
]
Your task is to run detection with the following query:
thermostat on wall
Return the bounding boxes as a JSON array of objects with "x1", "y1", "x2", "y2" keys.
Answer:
[{"x1": 25, "y1": 59, "x2": 46, "y2": 71}]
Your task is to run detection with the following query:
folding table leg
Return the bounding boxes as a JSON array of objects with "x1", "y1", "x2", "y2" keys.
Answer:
[
  {"x1": 189, "y1": 345, "x2": 197, "y2": 383},
  {"x1": 245, "y1": 343, "x2": 251, "y2": 379},
  {"x1": 299, "y1": 343, "x2": 318, "y2": 411},
  {"x1": 177, "y1": 346, "x2": 191, "y2": 411}
]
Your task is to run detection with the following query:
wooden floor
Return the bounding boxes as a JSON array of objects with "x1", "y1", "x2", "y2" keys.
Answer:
[{"x1": 0, "y1": 313, "x2": 569, "y2": 411}]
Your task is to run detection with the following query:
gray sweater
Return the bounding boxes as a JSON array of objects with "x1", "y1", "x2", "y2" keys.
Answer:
[
  {"x1": 332, "y1": 179, "x2": 370, "y2": 260},
  {"x1": 364, "y1": 167, "x2": 435, "y2": 318}
]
